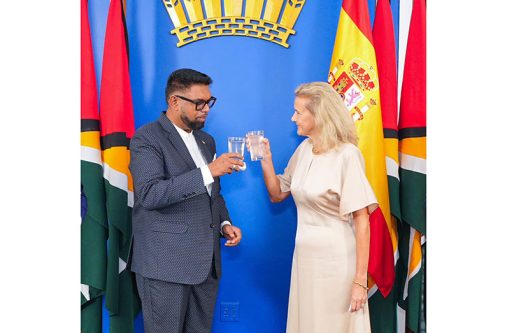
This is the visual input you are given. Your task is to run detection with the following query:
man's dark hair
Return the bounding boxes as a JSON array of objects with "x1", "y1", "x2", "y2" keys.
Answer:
[{"x1": 165, "y1": 68, "x2": 213, "y2": 103}]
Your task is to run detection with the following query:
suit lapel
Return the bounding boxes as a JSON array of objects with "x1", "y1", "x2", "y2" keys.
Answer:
[
  {"x1": 194, "y1": 130, "x2": 217, "y2": 197},
  {"x1": 193, "y1": 131, "x2": 213, "y2": 163},
  {"x1": 158, "y1": 113, "x2": 196, "y2": 170}
]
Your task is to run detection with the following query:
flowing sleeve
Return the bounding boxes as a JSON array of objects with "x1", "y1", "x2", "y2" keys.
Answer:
[
  {"x1": 277, "y1": 140, "x2": 306, "y2": 193},
  {"x1": 339, "y1": 146, "x2": 378, "y2": 216}
]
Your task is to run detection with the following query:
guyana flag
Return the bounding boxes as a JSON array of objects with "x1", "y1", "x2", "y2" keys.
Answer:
[
  {"x1": 81, "y1": 0, "x2": 107, "y2": 331},
  {"x1": 372, "y1": 0, "x2": 404, "y2": 331},
  {"x1": 398, "y1": 0, "x2": 426, "y2": 331},
  {"x1": 373, "y1": 0, "x2": 401, "y2": 224},
  {"x1": 328, "y1": 0, "x2": 396, "y2": 331},
  {"x1": 100, "y1": 0, "x2": 140, "y2": 331}
]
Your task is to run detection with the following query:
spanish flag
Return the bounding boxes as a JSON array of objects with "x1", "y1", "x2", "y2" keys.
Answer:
[
  {"x1": 100, "y1": 0, "x2": 140, "y2": 331},
  {"x1": 328, "y1": 0, "x2": 395, "y2": 301}
]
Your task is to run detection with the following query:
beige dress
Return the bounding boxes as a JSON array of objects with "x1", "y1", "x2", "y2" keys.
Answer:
[{"x1": 278, "y1": 139, "x2": 377, "y2": 333}]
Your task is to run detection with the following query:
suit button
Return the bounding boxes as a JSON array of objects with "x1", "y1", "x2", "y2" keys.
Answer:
[{"x1": 210, "y1": 223, "x2": 215, "y2": 228}]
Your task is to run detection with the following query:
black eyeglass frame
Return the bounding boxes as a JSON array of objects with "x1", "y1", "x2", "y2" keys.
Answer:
[{"x1": 174, "y1": 95, "x2": 217, "y2": 111}]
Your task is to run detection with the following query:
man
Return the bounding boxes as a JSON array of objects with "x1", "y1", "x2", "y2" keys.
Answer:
[{"x1": 129, "y1": 68, "x2": 244, "y2": 333}]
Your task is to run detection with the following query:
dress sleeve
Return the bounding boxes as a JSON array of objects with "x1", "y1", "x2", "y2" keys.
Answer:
[
  {"x1": 339, "y1": 146, "x2": 378, "y2": 216},
  {"x1": 277, "y1": 140, "x2": 305, "y2": 193}
]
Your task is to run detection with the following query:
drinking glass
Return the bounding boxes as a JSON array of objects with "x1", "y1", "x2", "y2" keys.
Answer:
[
  {"x1": 228, "y1": 137, "x2": 245, "y2": 158},
  {"x1": 246, "y1": 130, "x2": 265, "y2": 161}
]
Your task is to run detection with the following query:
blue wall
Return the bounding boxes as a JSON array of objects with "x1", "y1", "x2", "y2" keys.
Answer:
[{"x1": 87, "y1": 1, "x2": 399, "y2": 332}]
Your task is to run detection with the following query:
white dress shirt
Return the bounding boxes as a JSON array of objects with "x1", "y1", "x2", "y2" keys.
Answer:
[{"x1": 173, "y1": 123, "x2": 232, "y2": 232}]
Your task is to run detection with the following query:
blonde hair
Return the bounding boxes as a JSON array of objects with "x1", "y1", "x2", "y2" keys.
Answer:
[{"x1": 294, "y1": 82, "x2": 358, "y2": 152}]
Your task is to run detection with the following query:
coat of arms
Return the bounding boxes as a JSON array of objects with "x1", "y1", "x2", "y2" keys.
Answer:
[{"x1": 328, "y1": 58, "x2": 379, "y2": 121}]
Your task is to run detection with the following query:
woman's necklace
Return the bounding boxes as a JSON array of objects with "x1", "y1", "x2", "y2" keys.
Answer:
[
  {"x1": 309, "y1": 137, "x2": 322, "y2": 154},
  {"x1": 311, "y1": 143, "x2": 322, "y2": 154}
]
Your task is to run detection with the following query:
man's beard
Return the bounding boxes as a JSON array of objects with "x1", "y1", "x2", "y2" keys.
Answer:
[{"x1": 181, "y1": 113, "x2": 205, "y2": 130}]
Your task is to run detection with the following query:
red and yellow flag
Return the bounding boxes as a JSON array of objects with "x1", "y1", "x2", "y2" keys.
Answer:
[{"x1": 328, "y1": 0, "x2": 395, "y2": 297}]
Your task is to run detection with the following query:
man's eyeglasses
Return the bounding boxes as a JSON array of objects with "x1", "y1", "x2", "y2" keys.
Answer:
[{"x1": 174, "y1": 95, "x2": 217, "y2": 111}]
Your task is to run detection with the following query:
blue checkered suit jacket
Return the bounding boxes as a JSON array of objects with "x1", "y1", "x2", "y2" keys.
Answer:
[{"x1": 129, "y1": 113, "x2": 231, "y2": 285}]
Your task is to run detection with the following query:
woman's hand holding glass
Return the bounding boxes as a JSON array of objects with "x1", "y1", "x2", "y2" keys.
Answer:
[{"x1": 246, "y1": 136, "x2": 272, "y2": 162}]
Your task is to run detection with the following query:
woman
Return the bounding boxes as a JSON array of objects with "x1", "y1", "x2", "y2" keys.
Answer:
[{"x1": 255, "y1": 82, "x2": 377, "y2": 332}]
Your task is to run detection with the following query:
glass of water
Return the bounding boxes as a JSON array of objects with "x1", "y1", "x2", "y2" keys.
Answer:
[
  {"x1": 246, "y1": 130, "x2": 264, "y2": 161},
  {"x1": 228, "y1": 137, "x2": 245, "y2": 158}
]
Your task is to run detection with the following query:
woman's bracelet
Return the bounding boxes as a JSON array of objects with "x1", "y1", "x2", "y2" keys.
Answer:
[{"x1": 353, "y1": 280, "x2": 368, "y2": 291}]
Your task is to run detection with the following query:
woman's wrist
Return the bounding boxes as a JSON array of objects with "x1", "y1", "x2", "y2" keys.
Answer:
[
  {"x1": 352, "y1": 280, "x2": 368, "y2": 291},
  {"x1": 260, "y1": 156, "x2": 273, "y2": 165}
]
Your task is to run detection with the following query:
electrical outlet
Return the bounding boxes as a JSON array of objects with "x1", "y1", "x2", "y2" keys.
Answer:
[{"x1": 220, "y1": 302, "x2": 240, "y2": 322}]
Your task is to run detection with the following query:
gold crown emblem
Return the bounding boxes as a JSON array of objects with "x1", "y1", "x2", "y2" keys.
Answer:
[
  {"x1": 162, "y1": 0, "x2": 306, "y2": 48},
  {"x1": 349, "y1": 62, "x2": 376, "y2": 91}
]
